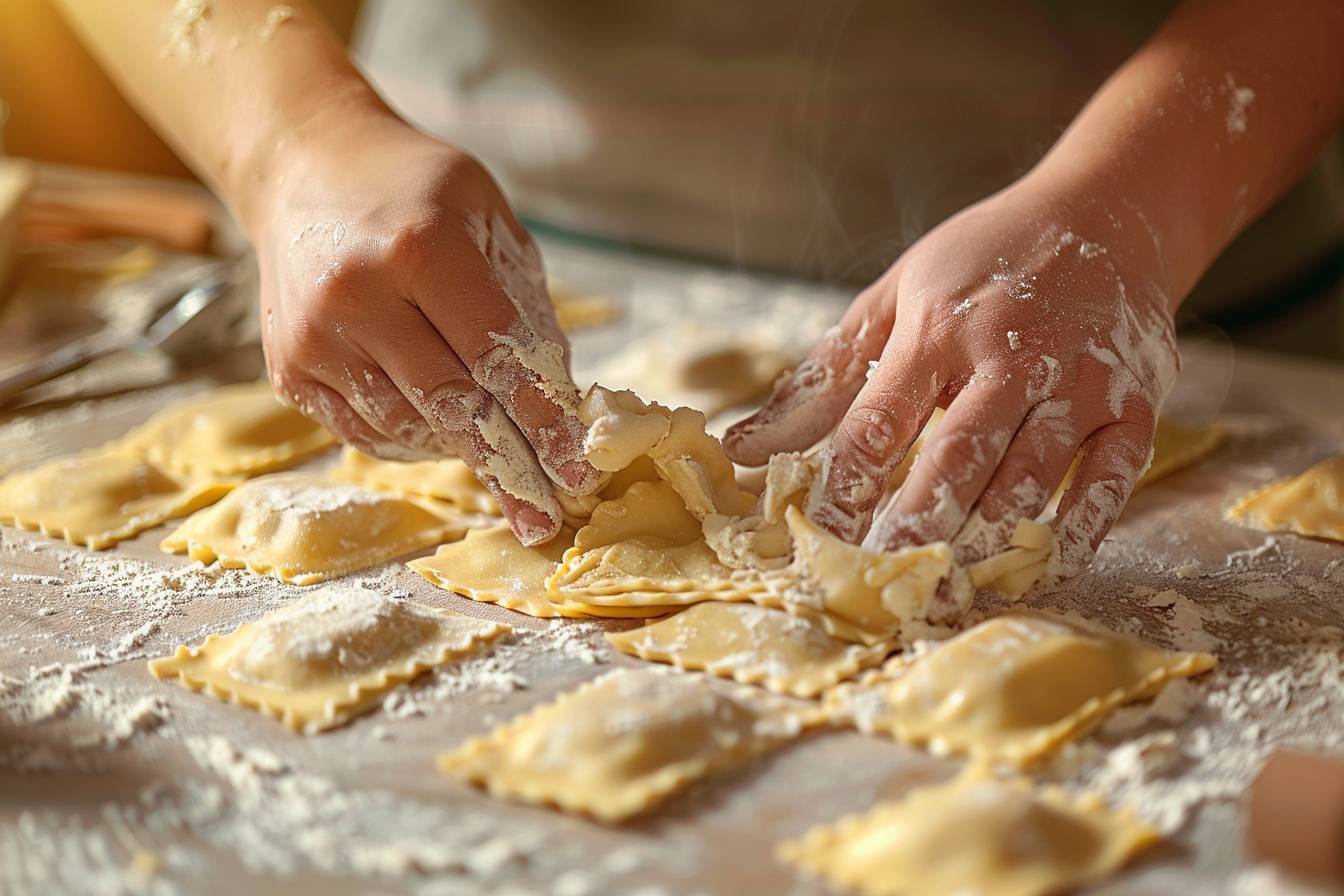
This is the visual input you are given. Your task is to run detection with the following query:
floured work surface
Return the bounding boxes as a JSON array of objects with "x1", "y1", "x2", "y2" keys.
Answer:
[{"x1": 2, "y1": 235, "x2": 1344, "y2": 896}]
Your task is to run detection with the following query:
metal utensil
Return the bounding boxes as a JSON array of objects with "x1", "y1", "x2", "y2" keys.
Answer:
[{"x1": 0, "y1": 260, "x2": 247, "y2": 405}]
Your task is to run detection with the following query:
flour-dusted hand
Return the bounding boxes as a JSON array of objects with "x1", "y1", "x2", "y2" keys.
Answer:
[
  {"x1": 256, "y1": 121, "x2": 600, "y2": 545},
  {"x1": 726, "y1": 179, "x2": 1180, "y2": 577}
]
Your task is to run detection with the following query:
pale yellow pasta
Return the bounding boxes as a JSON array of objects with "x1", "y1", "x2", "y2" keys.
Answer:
[
  {"x1": 439, "y1": 668, "x2": 817, "y2": 822},
  {"x1": 161, "y1": 472, "x2": 469, "y2": 585},
  {"x1": 824, "y1": 613, "x2": 1215, "y2": 766},
  {"x1": 607, "y1": 601, "x2": 893, "y2": 698},
  {"x1": 1225, "y1": 456, "x2": 1344, "y2": 543},
  {"x1": 0, "y1": 443, "x2": 235, "y2": 549},
  {"x1": 329, "y1": 446, "x2": 498, "y2": 514},
  {"x1": 125, "y1": 381, "x2": 334, "y2": 476},
  {"x1": 778, "y1": 769, "x2": 1159, "y2": 896},
  {"x1": 149, "y1": 583, "x2": 509, "y2": 733}
]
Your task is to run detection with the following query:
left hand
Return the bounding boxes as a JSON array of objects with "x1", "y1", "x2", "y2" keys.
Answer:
[{"x1": 724, "y1": 173, "x2": 1180, "y2": 578}]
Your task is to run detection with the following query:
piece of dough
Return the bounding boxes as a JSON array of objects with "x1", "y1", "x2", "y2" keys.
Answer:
[
  {"x1": 578, "y1": 386, "x2": 671, "y2": 473},
  {"x1": 1136, "y1": 418, "x2": 1226, "y2": 490},
  {"x1": 756, "y1": 507, "x2": 961, "y2": 646},
  {"x1": 438, "y1": 668, "x2": 817, "y2": 823},
  {"x1": 0, "y1": 443, "x2": 236, "y2": 549},
  {"x1": 824, "y1": 613, "x2": 1215, "y2": 766},
  {"x1": 648, "y1": 406, "x2": 756, "y2": 519},
  {"x1": 547, "y1": 480, "x2": 762, "y2": 607},
  {"x1": 124, "y1": 381, "x2": 335, "y2": 477},
  {"x1": 1226, "y1": 456, "x2": 1344, "y2": 543},
  {"x1": 330, "y1": 446, "x2": 498, "y2": 514},
  {"x1": 550, "y1": 283, "x2": 622, "y2": 331},
  {"x1": 966, "y1": 518, "x2": 1054, "y2": 599},
  {"x1": 607, "y1": 602, "x2": 893, "y2": 698},
  {"x1": 778, "y1": 768, "x2": 1158, "y2": 896},
  {"x1": 148, "y1": 582, "x2": 509, "y2": 733},
  {"x1": 161, "y1": 473, "x2": 470, "y2": 585}
]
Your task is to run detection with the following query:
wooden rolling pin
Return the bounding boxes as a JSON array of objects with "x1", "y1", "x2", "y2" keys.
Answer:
[{"x1": 1248, "y1": 749, "x2": 1344, "y2": 881}]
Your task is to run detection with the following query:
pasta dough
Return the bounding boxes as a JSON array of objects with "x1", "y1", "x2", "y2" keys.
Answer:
[
  {"x1": 824, "y1": 613, "x2": 1215, "y2": 766},
  {"x1": 0, "y1": 443, "x2": 235, "y2": 549},
  {"x1": 1225, "y1": 456, "x2": 1344, "y2": 543},
  {"x1": 330, "y1": 446, "x2": 499, "y2": 514},
  {"x1": 1136, "y1": 418, "x2": 1226, "y2": 489},
  {"x1": 778, "y1": 769, "x2": 1158, "y2": 896},
  {"x1": 547, "y1": 480, "x2": 762, "y2": 608},
  {"x1": 757, "y1": 507, "x2": 962, "y2": 646},
  {"x1": 550, "y1": 283, "x2": 622, "y2": 331},
  {"x1": 607, "y1": 602, "x2": 893, "y2": 698},
  {"x1": 438, "y1": 668, "x2": 816, "y2": 822},
  {"x1": 965, "y1": 518, "x2": 1054, "y2": 599},
  {"x1": 125, "y1": 381, "x2": 334, "y2": 477},
  {"x1": 149, "y1": 583, "x2": 509, "y2": 733},
  {"x1": 161, "y1": 473, "x2": 469, "y2": 585},
  {"x1": 578, "y1": 386, "x2": 671, "y2": 473}
]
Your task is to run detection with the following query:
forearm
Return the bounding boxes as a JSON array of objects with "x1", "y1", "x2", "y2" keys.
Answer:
[
  {"x1": 1030, "y1": 0, "x2": 1344, "y2": 306},
  {"x1": 53, "y1": 0, "x2": 395, "y2": 233}
]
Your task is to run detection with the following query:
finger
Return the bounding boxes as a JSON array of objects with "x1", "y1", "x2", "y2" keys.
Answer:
[
  {"x1": 864, "y1": 366, "x2": 1032, "y2": 551},
  {"x1": 316, "y1": 359, "x2": 452, "y2": 462},
  {"x1": 408, "y1": 218, "x2": 600, "y2": 496},
  {"x1": 284, "y1": 379, "x2": 394, "y2": 459},
  {"x1": 371, "y1": 310, "x2": 564, "y2": 546},
  {"x1": 723, "y1": 289, "x2": 893, "y2": 466},
  {"x1": 952, "y1": 398, "x2": 1090, "y2": 563},
  {"x1": 1047, "y1": 416, "x2": 1156, "y2": 581},
  {"x1": 808, "y1": 339, "x2": 944, "y2": 544}
]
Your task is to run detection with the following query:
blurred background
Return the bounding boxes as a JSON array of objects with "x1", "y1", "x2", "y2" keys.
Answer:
[{"x1": 0, "y1": 0, "x2": 1340, "y2": 371}]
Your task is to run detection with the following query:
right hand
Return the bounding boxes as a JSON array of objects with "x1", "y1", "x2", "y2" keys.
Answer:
[{"x1": 252, "y1": 115, "x2": 600, "y2": 545}]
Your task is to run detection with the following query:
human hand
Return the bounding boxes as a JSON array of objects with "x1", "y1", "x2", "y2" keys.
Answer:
[
  {"x1": 725, "y1": 175, "x2": 1180, "y2": 578},
  {"x1": 253, "y1": 117, "x2": 600, "y2": 545}
]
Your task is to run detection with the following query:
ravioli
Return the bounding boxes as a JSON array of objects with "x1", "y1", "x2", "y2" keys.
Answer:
[
  {"x1": 330, "y1": 446, "x2": 499, "y2": 514},
  {"x1": 149, "y1": 583, "x2": 509, "y2": 733},
  {"x1": 161, "y1": 472, "x2": 469, "y2": 585},
  {"x1": 607, "y1": 602, "x2": 893, "y2": 698},
  {"x1": 824, "y1": 613, "x2": 1215, "y2": 766},
  {"x1": 757, "y1": 507, "x2": 961, "y2": 646},
  {"x1": 439, "y1": 668, "x2": 816, "y2": 822},
  {"x1": 1136, "y1": 418, "x2": 1226, "y2": 490},
  {"x1": 0, "y1": 443, "x2": 235, "y2": 549},
  {"x1": 125, "y1": 381, "x2": 334, "y2": 476},
  {"x1": 1225, "y1": 456, "x2": 1344, "y2": 543},
  {"x1": 547, "y1": 480, "x2": 762, "y2": 608},
  {"x1": 778, "y1": 769, "x2": 1159, "y2": 896}
]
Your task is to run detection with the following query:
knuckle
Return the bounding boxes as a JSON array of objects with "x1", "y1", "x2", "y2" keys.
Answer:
[
  {"x1": 924, "y1": 431, "x2": 983, "y2": 486},
  {"x1": 840, "y1": 405, "x2": 901, "y2": 467}
]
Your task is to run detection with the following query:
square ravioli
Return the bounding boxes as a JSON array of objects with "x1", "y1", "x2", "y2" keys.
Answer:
[
  {"x1": 330, "y1": 446, "x2": 498, "y2": 514},
  {"x1": 161, "y1": 472, "x2": 471, "y2": 585},
  {"x1": 124, "y1": 381, "x2": 334, "y2": 477},
  {"x1": 824, "y1": 613, "x2": 1215, "y2": 766},
  {"x1": 606, "y1": 602, "x2": 894, "y2": 698},
  {"x1": 438, "y1": 668, "x2": 818, "y2": 822},
  {"x1": 778, "y1": 770, "x2": 1158, "y2": 896},
  {"x1": 0, "y1": 442, "x2": 236, "y2": 549},
  {"x1": 149, "y1": 582, "x2": 510, "y2": 733}
]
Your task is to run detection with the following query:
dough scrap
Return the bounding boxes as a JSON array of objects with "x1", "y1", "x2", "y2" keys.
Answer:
[
  {"x1": 966, "y1": 518, "x2": 1054, "y2": 599},
  {"x1": 0, "y1": 443, "x2": 236, "y2": 549},
  {"x1": 607, "y1": 602, "x2": 893, "y2": 698},
  {"x1": 778, "y1": 768, "x2": 1158, "y2": 896},
  {"x1": 1136, "y1": 418, "x2": 1226, "y2": 490},
  {"x1": 161, "y1": 472, "x2": 469, "y2": 585},
  {"x1": 578, "y1": 386, "x2": 671, "y2": 473},
  {"x1": 824, "y1": 613, "x2": 1215, "y2": 766},
  {"x1": 547, "y1": 480, "x2": 762, "y2": 607},
  {"x1": 149, "y1": 582, "x2": 509, "y2": 733},
  {"x1": 756, "y1": 507, "x2": 962, "y2": 646},
  {"x1": 125, "y1": 381, "x2": 335, "y2": 477},
  {"x1": 648, "y1": 406, "x2": 756, "y2": 519},
  {"x1": 330, "y1": 446, "x2": 499, "y2": 514},
  {"x1": 438, "y1": 668, "x2": 817, "y2": 822},
  {"x1": 1225, "y1": 456, "x2": 1344, "y2": 543}
]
